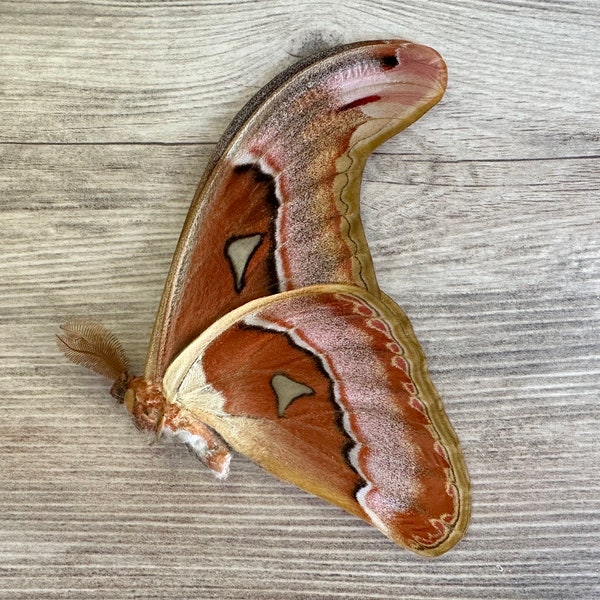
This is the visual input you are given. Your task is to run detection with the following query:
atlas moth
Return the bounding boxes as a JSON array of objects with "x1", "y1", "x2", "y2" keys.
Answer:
[{"x1": 58, "y1": 40, "x2": 470, "y2": 556}]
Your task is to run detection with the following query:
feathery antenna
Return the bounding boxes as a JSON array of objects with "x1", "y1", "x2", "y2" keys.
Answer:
[{"x1": 57, "y1": 320, "x2": 130, "y2": 399}]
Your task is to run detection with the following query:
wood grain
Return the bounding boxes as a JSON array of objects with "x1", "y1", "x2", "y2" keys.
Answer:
[{"x1": 1, "y1": 1, "x2": 598, "y2": 598}]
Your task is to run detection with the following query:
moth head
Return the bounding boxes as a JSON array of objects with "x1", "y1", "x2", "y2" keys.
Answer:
[
  {"x1": 56, "y1": 320, "x2": 167, "y2": 435},
  {"x1": 123, "y1": 378, "x2": 167, "y2": 434}
]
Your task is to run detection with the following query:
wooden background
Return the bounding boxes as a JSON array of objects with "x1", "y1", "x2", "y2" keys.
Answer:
[{"x1": 1, "y1": 1, "x2": 598, "y2": 598}]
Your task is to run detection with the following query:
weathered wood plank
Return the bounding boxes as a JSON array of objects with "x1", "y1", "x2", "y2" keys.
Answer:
[{"x1": 1, "y1": 1, "x2": 599, "y2": 598}]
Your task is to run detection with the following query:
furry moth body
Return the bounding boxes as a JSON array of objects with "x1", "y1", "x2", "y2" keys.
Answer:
[{"x1": 58, "y1": 40, "x2": 470, "y2": 556}]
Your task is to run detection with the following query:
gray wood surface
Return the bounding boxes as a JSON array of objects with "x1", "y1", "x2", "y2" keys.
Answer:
[{"x1": 1, "y1": 1, "x2": 598, "y2": 598}]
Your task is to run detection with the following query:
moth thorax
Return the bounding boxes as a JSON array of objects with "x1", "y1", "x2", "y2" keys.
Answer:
[{"x1": 123, "y1": 377, "x2": 167, "y2": 434}]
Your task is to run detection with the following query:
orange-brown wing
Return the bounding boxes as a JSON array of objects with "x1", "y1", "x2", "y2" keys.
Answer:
[
  {"x1": 145, "y1": 41, "x2": 447, "y2": 380},
  {"x1": 163, "y1": 285, "x2": 470, "y2": 556}
]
